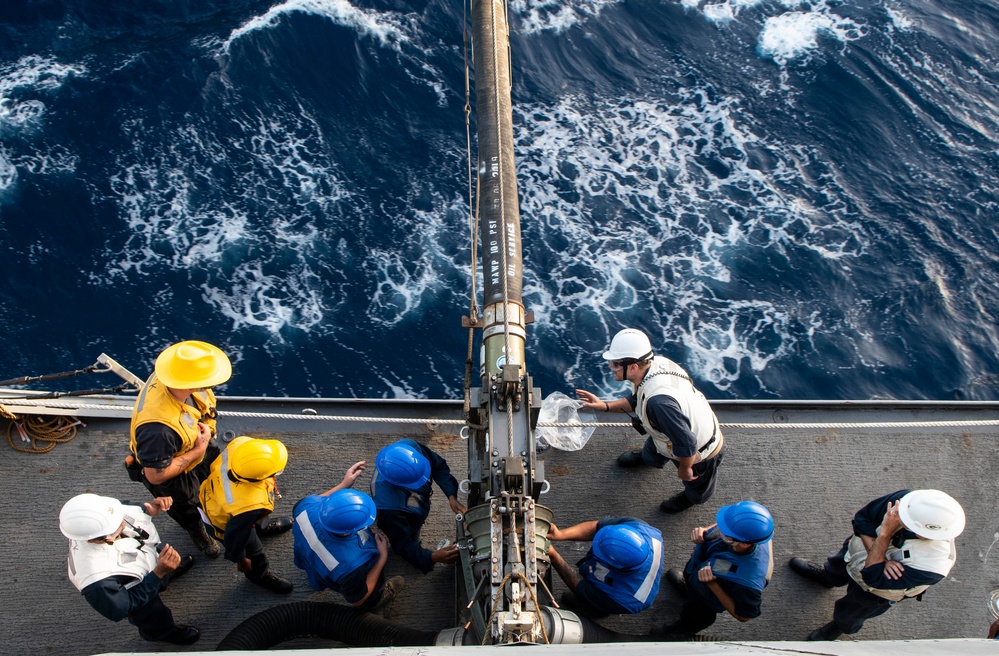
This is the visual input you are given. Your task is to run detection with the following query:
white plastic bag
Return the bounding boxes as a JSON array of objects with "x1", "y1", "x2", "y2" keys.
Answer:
[{"x1": 535, "y1": 391, "x2": 596, "y2": 451}]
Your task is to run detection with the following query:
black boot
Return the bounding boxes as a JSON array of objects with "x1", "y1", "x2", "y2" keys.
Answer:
[
  {"x1": 250, "y1": 570, "x2": 293, "y2": 594},
  {"x1": 807, "y1": 622, "x2": 843, "y2": 641},
  {"x1": 617, "y1": 450, "x2": 645, "y2": 467},
  {"x1": 665, "y1": 568, "x2": 688, "y2": 595},
  {"x1": 187, "y1": 523, "x2": 221, "y2": 558},
  {"x1": 258, "y1": 515, "x2": 293, "y2": 537},
  {"x1": 659, "y1": 492, "x2": 694, "y2": 514},
  {"x1": 160, "y1": 555, "x2": 195, "y2": 590},
  {"x1": 163, "y1": 625, "x2": 200, "y2": 645},
  {"x1": 788, "y1": 557, "x2": 835, "y2": 588}
]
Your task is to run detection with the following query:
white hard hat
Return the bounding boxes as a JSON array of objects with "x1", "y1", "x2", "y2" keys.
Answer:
[
  {"x1": 59, "y1": 493, "x2": 125, "y2": 541},
  {"x1": 897, "y1": 489, "x2": 965, "y2": 540},
  {"x1": 602, "y1": 329, "x2": 653, "y2": 361}
]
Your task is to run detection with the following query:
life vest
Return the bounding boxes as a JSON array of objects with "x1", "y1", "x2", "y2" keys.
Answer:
[
  {"x1": 844, "y1": 531, "x2": 956, "y2": 601},
  {"x1": 578, "y1": 522, "x2": 664, "y2": 614},
  {"x1": 692, "y1": 536, "x2": 773, "y2": 592},
  {"x1": 67, "y1": 507, "x2": 160, "y2": 591},
  {"x1": 198, "y1": 437, "x2": 277, "y2": 539},
  {"x1": 129, "y1": 373, "x2": 218, "y2": 473},
  {"x1": 635, "y1": 356, "x2": 720, "y2": 462},
  {"x1": 370, "y1": 470, "x2": 431, "y2": 519},
  {"x1": 292, "y1": 495, "x2": 380, "y2": 592}
]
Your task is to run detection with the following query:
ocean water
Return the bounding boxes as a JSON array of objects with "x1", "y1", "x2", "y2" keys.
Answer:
[{"x1": 1, "y1": 0, "x2": 997, "y2": 401}]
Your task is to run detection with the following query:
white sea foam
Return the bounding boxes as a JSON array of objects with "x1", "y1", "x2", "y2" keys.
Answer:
[
  {"x1": 0, "y1": 56, "x2": 84, "y2": 193},
  {"x1": 0, "y1": 56, "x2": 84, "y2": 126},
  {"x1": 0, "y1": 149, "x2": 16, "y2": 191},
  {"x1": 680, "y1": 1, "x2": 867, "y2": 67},
  {"x1": 514, "y1": 88, "x2": 864, "y2": 389},
  {"x1": 758, "y1": 10, "x2": 864, "y2": 67},
  {"x1": 215, "y1": 0, "x2": 447, "y2": 104},
  {"x1": 885, "y1": 6, "x2": 913, "y2": 32},
  {"x1": 222, "y1": 0, "x2": 413, "y2": 53},
  {"x1": 509, "y1": 0, "x2": 622, "y2": 34},
  {"x1": 100, "y1": 108, "x2": 351, "y2": 337}
]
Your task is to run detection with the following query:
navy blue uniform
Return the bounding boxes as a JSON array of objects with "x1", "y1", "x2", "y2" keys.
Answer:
[
  {"x1": 134, "y1": 422, "x2": 219, "y2": 532},
  {"x1": 822, "y1": 490, "x2": 944, "y2": 634},
  {"x1": 371, "y1": 440, "x2": 458, "y2": 573},
  {"x1": 566, "y1": 517, "x2": 664, "y2": 617},
  {"x1": 82, "y1": 571, "x2": 176, "y2": 640},
  {"x1": 627, "y1": 392, "x2": 724, "y2": 504},
  {"x1": 675, "y1": 528, "x2": 768, "y2": 633}
]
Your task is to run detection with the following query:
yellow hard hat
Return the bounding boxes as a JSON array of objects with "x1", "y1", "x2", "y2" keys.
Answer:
[
  {"x1": 230, "y1": 438, "x2": 288, "y2": 481},
  {"x1": 155, "y1": 341, "x2": 232, "y2": 389}
]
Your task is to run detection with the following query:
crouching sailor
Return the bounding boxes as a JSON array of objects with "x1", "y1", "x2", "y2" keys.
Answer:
[
  {"x1": 199, "y1": 436, "x2": 294, "y2": 594},
  {"x1": 60, "y1": 493, "x2": 198, "y2": 645},
  {"x1": 370, "y1": 439, "x2": 465, "y2": 573},
  {"x1": 293, "y1": 462, "x2": 404, "y2": 610},
  {"x1": 789, "y1": 489, "x2": 964, "y2": 641},
  {"x1": 663, "y1": 501, "x2": 774, "y2": 636},
  {"x1": 547, "y1": 517, "x2": 664, "y2": 618}
]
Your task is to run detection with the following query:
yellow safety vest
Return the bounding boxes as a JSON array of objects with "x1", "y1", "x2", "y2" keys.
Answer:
[
  {"x1": 129, "y1": 373, "x2": 218, "y2": 473},
  {"x1": 198, "y1": 437, "x2": 277, "y2": 539}
]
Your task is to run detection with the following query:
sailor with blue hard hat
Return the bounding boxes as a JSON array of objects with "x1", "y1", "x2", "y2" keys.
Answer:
[
  {"x1": 662, "y1": 500, "x2": 775, "y2": 636},
  {"x1": 293, "y1": 460, "x2": 404, "y2": 609},
  {"x1": 370, "y1": 439, "x2": 465, "y2": 573},
  {"x1": 547, "y1": 517, "x2": 664, "y2": 617}
]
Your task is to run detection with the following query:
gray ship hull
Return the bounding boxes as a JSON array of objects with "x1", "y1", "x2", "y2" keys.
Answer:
[{"x1": 3, "y1": 397, "x2": 999, "y2": 654}]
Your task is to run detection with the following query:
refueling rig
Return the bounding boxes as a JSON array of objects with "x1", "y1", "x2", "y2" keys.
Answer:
[{"x1": 434, "y1": 0, "x2": 584, "y2": 645}]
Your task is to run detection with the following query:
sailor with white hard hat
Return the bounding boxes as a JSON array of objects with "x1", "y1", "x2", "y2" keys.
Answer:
[
  {"x1": 788, "y1": 489, "x2": 965, "y2": 640},
  {"x1": 59, "y1": 493, "x2": 199, "y2": 645},
  {"x1": 575, "y1": 328, "x2": 725, "y2": 513}
]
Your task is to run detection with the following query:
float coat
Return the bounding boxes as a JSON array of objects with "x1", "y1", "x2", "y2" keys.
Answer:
[
  {"x1": 694, "y1": 537, "x2": 773, "y2": 592},
  {"x1": 578, "y1": 522, "x2": 664, "y2": 613},
  {"x1": 844, "y1": 532, "x2": 956, "y2": 601},
  {"x1": 293, "y1": 495, "x2": 380, "y2": 592},
  {"x1": 635, "y1": 356, "x2": 719, "y2": 462},
  {"x1": 67, "y1": 508, "x2": 160, "y2": 591},
  {"x1": 199, "y1": 437, "x2": 276, "y2": 539},
  {"x1": 129, "y1": 373, "x2": 218, "y2": 473}
]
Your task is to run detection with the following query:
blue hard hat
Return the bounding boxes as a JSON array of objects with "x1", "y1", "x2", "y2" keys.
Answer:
[
  {"x1": 319, "y1": 489, "x2": 377, "y2": 535},
  {"x1": 592, "y1": 524, "x2": 650, "y2": 570},
  {"x1": 375, "y1": 441, "x2": 430, "y2": 490},
  {"x1": 716, "y1": 501, "x2": 774, "y2": 544}
]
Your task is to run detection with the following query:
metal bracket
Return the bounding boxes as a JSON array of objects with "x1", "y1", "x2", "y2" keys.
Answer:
[{"x1": 96, "y1": 354, "x2": 144, "y2": 390}]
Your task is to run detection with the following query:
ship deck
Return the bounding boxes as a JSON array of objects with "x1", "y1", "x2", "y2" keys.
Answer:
[{"x1": 3, "y1": 397, "x2": 999, "y2": 655}]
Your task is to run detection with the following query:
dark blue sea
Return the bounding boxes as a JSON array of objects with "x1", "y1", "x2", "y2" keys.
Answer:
[{"x1": 1, "y1": 0, "x2": 997, "y2": 401}]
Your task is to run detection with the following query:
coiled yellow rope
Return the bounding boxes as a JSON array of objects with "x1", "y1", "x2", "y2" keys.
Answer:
[{"x1": 2, "y1": 405, "x2": 81, "y2": 453}]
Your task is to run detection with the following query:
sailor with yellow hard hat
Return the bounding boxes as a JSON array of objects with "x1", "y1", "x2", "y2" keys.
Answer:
[
  {"x1": 128, "y1": 340, "x2": 232, "y2": 557},
  {"x1": 199, "y1": 436, "x2": 295, "y2": 593}
]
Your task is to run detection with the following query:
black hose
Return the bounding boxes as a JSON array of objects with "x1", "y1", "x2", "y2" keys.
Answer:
[
  {"x1": 216, "y1": 602, "x2": 438, "y2": 651},
  {"x1": 577, "y1": 615, "x2": 640, "y2": 643},
  {"x1": 217, "y1": 601, "x2": 714, "y2": 650}
]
